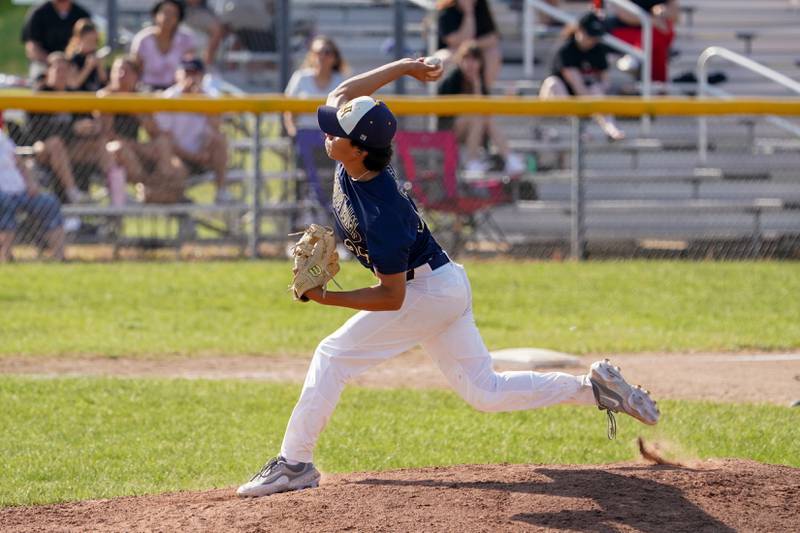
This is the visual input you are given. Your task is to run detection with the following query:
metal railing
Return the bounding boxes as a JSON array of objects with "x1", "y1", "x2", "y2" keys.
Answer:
[
  {"x1": 606, "y1": 0, "x2": 652, "y2": 104},
  {"x1": 697, "y1": 46, "x2": 800, "y2": 164}
]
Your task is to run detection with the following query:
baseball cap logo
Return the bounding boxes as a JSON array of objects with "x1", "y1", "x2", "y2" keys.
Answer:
[{"x1": 338, "y1": 103, "x2": 353, "y2": 120}]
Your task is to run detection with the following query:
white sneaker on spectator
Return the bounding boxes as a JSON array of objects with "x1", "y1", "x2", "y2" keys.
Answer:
[
  {"x1": 64, "y1": 217, "x2": 81, "y2": 233},
  {"x1": 504, "y1": 153, "x2": 526, "y2": 175},
  {"x1": 464, "y1": 159, "x2": 489, "y2": 173},
  {"x1": 617, "y1": 54, "x2": 640, "y2": 74},
  {"x1": 66, "y1": 188, "x2": 91, "y2": 204},
  {"x1": 215, "y1": 188, "x2": 235, "y2": 204}
]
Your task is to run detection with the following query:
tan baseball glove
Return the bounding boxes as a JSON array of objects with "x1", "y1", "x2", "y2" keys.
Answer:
[{"x1": 289, "y1": 224, "x2": 341, "y2": 301}]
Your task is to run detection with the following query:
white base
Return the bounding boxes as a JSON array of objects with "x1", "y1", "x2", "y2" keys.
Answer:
[{"x1": 490, "y1": 348, "x2": 580, "y2": 369}]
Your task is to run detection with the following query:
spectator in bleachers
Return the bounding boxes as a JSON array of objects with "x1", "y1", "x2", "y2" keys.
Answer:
[
  {"x1": 283, "y1": 37, "x2": 347, "y2": 139},
  {"x1": 184, "y1": 0, "x2": 225, "y2": 67},
  {"x1": 284, "y1": 36, "x2": 348, "y2": 213},
  {"x1": 131, "y1": 0, "x2": 197, "y2": 91},
  {"x1": 98, "y1": 56, "x2": 187, "y2": 205},
  {"x1": 0, "y1": 129, "x2": 65, "y2": 262},
  {"x1": 21, "y1": 0, "x2": 92, "y2": 81},
  {"x1": 598, "y1": 0, "x2": 679, "y2": 83},
  {"x1": 155, "y1": 58, "x2": 231, "y2": 203},
  {"x1": 438, "y1": 41, "x2": 525, "y2": 174},
  {"x1": 437, "y1": 0, "x2": 503, "y2": 89},
  {"x1": 25, "y1": 53, "x2": 93, "y2": 203},
  {"x1": 65, "y1": 18, "x2": 108, "y2": 92},
  {"x1": 539, "y1": 12, "x2": 625, "y2": 141}
]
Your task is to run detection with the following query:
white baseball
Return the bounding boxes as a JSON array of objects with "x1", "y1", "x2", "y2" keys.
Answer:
[{"x1": 423, "y1": 56, "x2": 442, "y2": 68}]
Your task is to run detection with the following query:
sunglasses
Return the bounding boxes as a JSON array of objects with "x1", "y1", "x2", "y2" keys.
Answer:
[{"x1": 313, "y1": 48, "x2": 335, "y2": 57}]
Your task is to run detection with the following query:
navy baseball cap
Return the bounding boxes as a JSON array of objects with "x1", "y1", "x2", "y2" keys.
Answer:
[
  {"x1": 317, "y1": 96, "x2": 397, "y2": 148},
  {"x1": 180, "y1": 57, "x2": 205, "y2": 72}
]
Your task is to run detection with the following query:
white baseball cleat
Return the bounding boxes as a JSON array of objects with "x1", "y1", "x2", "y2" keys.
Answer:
[
  {"x1": 236, "y1": 456, "x2": 320, "y2": 497},
  {"x1": 590, "y1": 359, "x2": 660, "y2": 438}
]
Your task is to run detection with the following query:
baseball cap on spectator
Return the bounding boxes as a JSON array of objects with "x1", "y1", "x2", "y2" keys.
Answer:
[
  {"x1": 317, "y1": 96, "x2": 397, "y2": 149},
  {"x1": 578, "y1": 12, "x2": 606, "y2": 38},
  {"x1": 180, "y1": 57, "x2": 205, "y2": 73}
]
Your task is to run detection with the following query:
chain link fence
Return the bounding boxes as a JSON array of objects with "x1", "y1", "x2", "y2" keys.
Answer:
[{"x1": 2, "y1": 95, "x2": 800, "y2": 262}]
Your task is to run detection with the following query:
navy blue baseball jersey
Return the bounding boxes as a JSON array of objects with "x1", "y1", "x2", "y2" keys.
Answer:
[{"x1": 331, "y1": 162, "x2": 443, "y2": 275}]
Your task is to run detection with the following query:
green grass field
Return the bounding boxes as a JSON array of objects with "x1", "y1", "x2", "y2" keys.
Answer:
[
  {"x1": 0, "y1": 3, "x2": 28, "y2": 77},
  {"x1": 2, "y1": 259, "x2": 799, "y2": 508},
  {"x1": 2, "y1": 261, "x2": 799, "y2": 356},
  {"x1": 1, "y1": 376, "x2": 797, "y2": 507}
]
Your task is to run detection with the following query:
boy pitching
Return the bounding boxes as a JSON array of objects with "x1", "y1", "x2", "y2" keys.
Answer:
[{"x1": 237, "y1": 57, "x2": 659, "y2": 497}]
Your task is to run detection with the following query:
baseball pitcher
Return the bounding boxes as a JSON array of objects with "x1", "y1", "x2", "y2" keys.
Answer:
[{"x1": 237, "y1": 57, "x2": 660, "y2": 497}]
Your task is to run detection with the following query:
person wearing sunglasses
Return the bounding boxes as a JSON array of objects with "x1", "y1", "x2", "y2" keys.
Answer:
[{"x1": 283, "y1": 36, "x2": 349, "y2": 139}]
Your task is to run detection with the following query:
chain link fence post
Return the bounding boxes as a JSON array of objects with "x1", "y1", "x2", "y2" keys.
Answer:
[
  {"x1": 570, "y1": 116, "x2": 586, "y2": 260},
  {"x1": 394, "y1": 0, "x2": 407, "y2": 95},
  {"x1": 249, "y1": 113, "x2": 263, "y2": 258},
  {"x1": 278, "y1": 0, "x2": 291, "y2": 91},
  {"x1": 106, "y1": 0, "x2": 119, "y2": 50}
]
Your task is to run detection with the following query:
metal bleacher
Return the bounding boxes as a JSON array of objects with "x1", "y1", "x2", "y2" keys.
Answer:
[
  {"x1": 489, "y1": 0, "x2": 800, "y2": 256},
  {"x1": 224, "y1": 0, "x2": 800, "y2": 257}
]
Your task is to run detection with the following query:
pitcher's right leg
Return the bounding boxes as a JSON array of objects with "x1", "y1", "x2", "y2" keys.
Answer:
[{"x1": 422, "y1": 309, "x2": 597, "y2": 413}]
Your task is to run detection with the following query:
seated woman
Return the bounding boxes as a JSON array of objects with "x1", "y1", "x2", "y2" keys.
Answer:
[
  {"x1": 436, "y1": 0, "x2": 503, "y2": 89},
  {"x1": 539, "y1": 12, "x2": 625, "y2": 141},
  {"x1": 284, "y1": 36, "x2": 348, "y2": 210},
  {"x1": 97, "y1": 56, "x2": 187, "y2": 204},
  {"x1": 26, "y1": 52, "x2": 116, "y2": 203},
  {"x1": 131, "y1": 0, "x2": 197, "y2": 91},
  {"x1": 0, "y1": 129, "x2": 64, "y2": 262},
  {"x1": 65, "y1": 18, "x2": 108, "y2": 92},
  {"x1": 283, "y1": 36, "x2": 347, "y2": 139},
  {"x1": 438, "y1": 41, "x2": 524, "y2": 174}
]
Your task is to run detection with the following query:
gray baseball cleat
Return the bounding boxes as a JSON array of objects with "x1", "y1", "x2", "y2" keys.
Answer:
[
  {"x1": 236, "y1": 456, "x2": 320, "y2": 497},
  {"x1": 590, "y1": 359, "x2": 660, "y2": 439}
]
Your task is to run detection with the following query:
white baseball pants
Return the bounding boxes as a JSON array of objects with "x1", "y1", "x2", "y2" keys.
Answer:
[{"x1": 281, "y1": 261, "x2": 596, "y2": 463}]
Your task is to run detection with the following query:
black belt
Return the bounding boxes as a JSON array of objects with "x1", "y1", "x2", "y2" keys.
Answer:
[{"x1": 406, "y1": 252, "x2": 450, "y2": 281}]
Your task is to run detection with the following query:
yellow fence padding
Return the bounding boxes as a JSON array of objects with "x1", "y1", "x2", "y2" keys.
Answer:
[{"x1": 1, "y1": 93, "x2": 800, "y2": 116}]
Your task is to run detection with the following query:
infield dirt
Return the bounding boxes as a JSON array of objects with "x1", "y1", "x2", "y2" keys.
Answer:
[
  {"x1": 3, "y1": 459, "x2": 798, "y2": 532},
  {"x1": 2, "y1": 351, "x2": 798, "y2": 404},
  {"x1": 4, "y1": 352, "x2": 798, "y2": 531}
]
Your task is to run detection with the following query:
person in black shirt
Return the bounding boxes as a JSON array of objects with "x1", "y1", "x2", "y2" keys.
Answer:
[
  {"x1": 65, "y1": 18, "x2": 108, "y2": 92},
  {"x1": 21, "y1": 0, "x2": 92, "y2": 80},
  {"x1": 539, "y1": 12, "x2": 624, "y2": 141},
  {"x1": 436, "y1": 0, "x2": 502, "y2": 89},
  {"x1": 438, "y1": 41, "x2": 524, "y2": 174}
]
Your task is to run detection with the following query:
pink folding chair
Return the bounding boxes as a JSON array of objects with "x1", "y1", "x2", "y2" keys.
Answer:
[{"x1": 394, "y1": 130, "x2": 511, "y2": 253}]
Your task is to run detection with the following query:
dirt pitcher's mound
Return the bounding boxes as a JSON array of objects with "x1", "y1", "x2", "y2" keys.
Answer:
[{"x1": 3, "y1": 460, "x2": 798, "y2": 532}]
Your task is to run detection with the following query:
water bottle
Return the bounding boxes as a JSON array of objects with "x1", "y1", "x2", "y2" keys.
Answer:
[{"x1": 108, "y1": 165, "x2": 127, "y2": 207}]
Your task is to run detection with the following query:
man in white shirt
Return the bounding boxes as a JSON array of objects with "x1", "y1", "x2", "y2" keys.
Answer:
[
  {"x1": 155, "y1": 58, "x2": 230, "y2": 203},
  {"x1": 0, "y1": 130, "x2": 65, "y2": 261}
]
